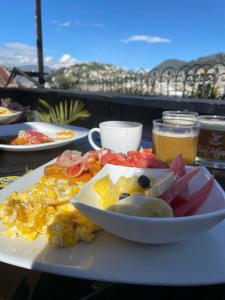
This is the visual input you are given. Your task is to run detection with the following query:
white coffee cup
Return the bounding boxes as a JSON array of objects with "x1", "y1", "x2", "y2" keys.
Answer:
[{"x1": 88, "y1": 121, "x2": 143, "y2": 153}]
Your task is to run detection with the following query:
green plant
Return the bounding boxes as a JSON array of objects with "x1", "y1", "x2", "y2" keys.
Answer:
[
  {"x1": 194, "y1": 82, "x2": 220, "y2": 99},
  {"x1": 37, "y1": 99, "x2": 90, "y2": 125}
]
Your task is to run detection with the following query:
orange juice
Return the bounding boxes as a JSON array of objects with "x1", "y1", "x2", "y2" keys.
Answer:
[{"x1": 152, "y1": 127, "x2": 199, "y2": 164}]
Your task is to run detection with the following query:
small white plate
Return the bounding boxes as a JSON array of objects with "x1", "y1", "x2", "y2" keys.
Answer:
[
  {"x1": 73, "y1": 164, "x2": 225, "y2": 244},
  {"x1": 0, "y1": 122, "x2": 89, "y2": 151},
  {"x1": 0, "y1": 111, "x2": 22, "y2": 124}
]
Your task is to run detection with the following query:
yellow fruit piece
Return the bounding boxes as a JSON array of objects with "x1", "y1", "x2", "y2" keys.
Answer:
[
  {"x1": 93, "y1": 175, "x2": 113, "y2": 196},
  {"x1": 99, "y1": 193, "x2": 118, "y2": 209},
  {"x1": 114, "y1": 175, "x2": 144, "y2": 195},
  {"x1": 93, "y1": 175, "x2": 118, "y2": 209}
]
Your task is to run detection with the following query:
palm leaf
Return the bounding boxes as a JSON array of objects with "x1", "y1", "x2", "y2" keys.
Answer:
[
  {"x1": 38, "y1": 99, "x2": 51, "y2": 110},
  {"x1": 37, "y1": 99, "x2": 90, "y2": 125}
]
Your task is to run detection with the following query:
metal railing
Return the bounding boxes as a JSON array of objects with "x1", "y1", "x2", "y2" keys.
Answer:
[{"x1": 48, "y1": 63, "x2": 225, "y2": 99}]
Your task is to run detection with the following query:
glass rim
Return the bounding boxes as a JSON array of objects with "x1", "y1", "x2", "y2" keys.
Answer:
[
  {"x1": 153, "y1": 118, "x2": 200, "y2": 129},
  {"x1": 100, "y1": 121, "x2": 143, "y2": 128},
  {"x1": 162, "y1": 110, "x2": 199, "y2": 116},
  {"x1": 198, "y1": 115, "x2": 225, "y2": 120}
]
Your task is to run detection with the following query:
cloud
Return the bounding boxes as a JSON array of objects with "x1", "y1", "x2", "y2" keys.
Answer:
[
  {"x1": 90, "y1": 23, "x2": 104, "y2": 28},
  {"x1": 51, "y1": 20, "x2": 103, "y2": 30},
  {"x1": 44, "y1": 56, "x2": 54, "y2": 64},
  {"x1": 50, "y1": 54, "x2": 80, "y2": 69},
  {"x1": 0, "y1": 43, "x2": 37, "y2": 67},
  {"x1": 51, "y1": 20, "x2": 72, "y2": 30},
  {"x1": 122, "y1": 35, "x2": 171, "y2": 44},
  {"x1": 74, "y1": 21, "x2": 86, "y2": 27},
  {"x1": 58, "y1": 54, "x2": 79, "y2": 67},
  {"x1": 0, "y1": 42, "x2": 80, "y2": 69},
  {"x1": 59, "y1": 21, "x2": 72, "y2": 27}
]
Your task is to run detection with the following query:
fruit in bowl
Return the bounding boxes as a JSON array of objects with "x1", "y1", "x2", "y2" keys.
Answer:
[{"x1": 73, "y1": 155, "x2": 225, "y2": 244}]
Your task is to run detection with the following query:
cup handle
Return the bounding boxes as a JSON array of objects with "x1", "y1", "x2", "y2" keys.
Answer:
[{"x1": 88, "y1": 128, "x2": 101, "y2": 150}]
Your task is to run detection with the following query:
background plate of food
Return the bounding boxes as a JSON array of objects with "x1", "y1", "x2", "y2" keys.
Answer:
[
  {"x1": 0, "y1": 106, "x2": 23, "y2": 124},
  {"x1": 0, "y1": 122, "x2": 89, "y2": 151}
]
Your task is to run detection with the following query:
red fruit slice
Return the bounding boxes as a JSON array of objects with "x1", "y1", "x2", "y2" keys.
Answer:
[
  {"x1": 160, "y1": 167, "x2": 201, "y2": 203},
  {"x1": 170, "y1": 154, "x2": 185, "y2": 177},
  {"x1": 171, "y1": 193, "x2": 189, "y2": 211},
  {"x1": 173, "y1": 175, "x2": 214, "y2": 217}
]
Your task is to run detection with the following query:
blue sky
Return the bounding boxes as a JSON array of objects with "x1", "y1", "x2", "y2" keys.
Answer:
[{"x1": 0, "y1": 0, "x2": 225, "y2": 69}]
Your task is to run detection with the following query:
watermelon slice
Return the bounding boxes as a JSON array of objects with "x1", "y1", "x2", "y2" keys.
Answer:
[
  {"x1": 160, "y1": 167, "x2": 201, "y2": 204},
  {"x1": 173, "y1": 175, "x2": 214, "y2": 217}
]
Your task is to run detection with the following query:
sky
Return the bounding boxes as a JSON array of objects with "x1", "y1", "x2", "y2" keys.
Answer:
[{"x1": 0, "y1": 0, "x2": 225, "y2": 70}]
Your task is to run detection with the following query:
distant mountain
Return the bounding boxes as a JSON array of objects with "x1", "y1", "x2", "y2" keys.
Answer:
[
  {"x1": 189, "y1": 52, "x2": 225, "y2": 65},
  {"x1": 154, "y1": 59, "x2": 186, "y2": 71},
  {"x1": 46, "y1": 62, "x2": 128, "y2": 89},
  {"x1": 154, "y1": 52, "x2": 225, "y2": 71}
]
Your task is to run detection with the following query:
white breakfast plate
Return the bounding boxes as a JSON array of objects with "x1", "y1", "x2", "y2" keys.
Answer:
[
  {"x1": 1, "y1": 161, "x2": 225, "y2": 285},
  {"x1": 0, "y1": 122, "x2": 89, "y2": 151},
  {"x1": 0, "y1": 110, "x2": 22, "y2": 124},
  {"x1": 74, "y1": 164, "x2": 225, "y2": 244}
]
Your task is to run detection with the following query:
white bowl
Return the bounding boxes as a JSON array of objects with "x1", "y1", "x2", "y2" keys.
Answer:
[{"x1": 73, "y1": 164, "x2": 225, "y2": 244}]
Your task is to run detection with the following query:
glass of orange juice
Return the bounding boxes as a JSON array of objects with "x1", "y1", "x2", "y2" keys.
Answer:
[{"x1": 152, "y1": 119, "x2": 200, "y2": 164}]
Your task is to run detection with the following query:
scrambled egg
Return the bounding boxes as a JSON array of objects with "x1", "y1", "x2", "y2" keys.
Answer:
[{"x1": 0, "y1": 176, "x2": 99, "y2": 247}]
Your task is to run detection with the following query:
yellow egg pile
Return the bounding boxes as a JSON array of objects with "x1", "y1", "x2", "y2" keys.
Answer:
[{"x1": 0, "y1": 176, "x2": 99, "y2": 247}]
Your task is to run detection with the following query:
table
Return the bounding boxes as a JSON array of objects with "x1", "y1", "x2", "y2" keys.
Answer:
[{"x1": 1, "y1": 136, "x2": 225, "y2": 299}]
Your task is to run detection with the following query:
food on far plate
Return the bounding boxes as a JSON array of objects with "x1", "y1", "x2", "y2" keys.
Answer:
[
  {"x1": 0, "y1": 106, "x2": 12, "y2": 115},
  {"x1": 1, "y1": 130, "x2": 76, "y2": 146},
  {"x1": 54, "y1": 130, "x2": 75, "y2": 140},
  {"x1": 93, "y1": 154, "x2": 215, "y2": 218},
  {"x1": 10, "y1": 130, "x2": 53, "y2": 145}
]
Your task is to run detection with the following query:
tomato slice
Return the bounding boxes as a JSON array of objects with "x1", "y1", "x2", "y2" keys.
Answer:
[
  {"x1": 140, "y1": 148, "x2": 157, "y2": 159},
  {"x1": 66, "y1": 164, "x2": 81, "y2": 176},
  {"x1": 101, "y1": 153, "x2": 129, "y2": 166},
  {"x1": 109, "y1": 159, "x2": 133, "y2": 167}
]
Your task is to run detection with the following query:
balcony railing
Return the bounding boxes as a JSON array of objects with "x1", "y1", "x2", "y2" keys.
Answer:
[{"x1": 47, "y1": 63, "x2": 225, "y2": 99}]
